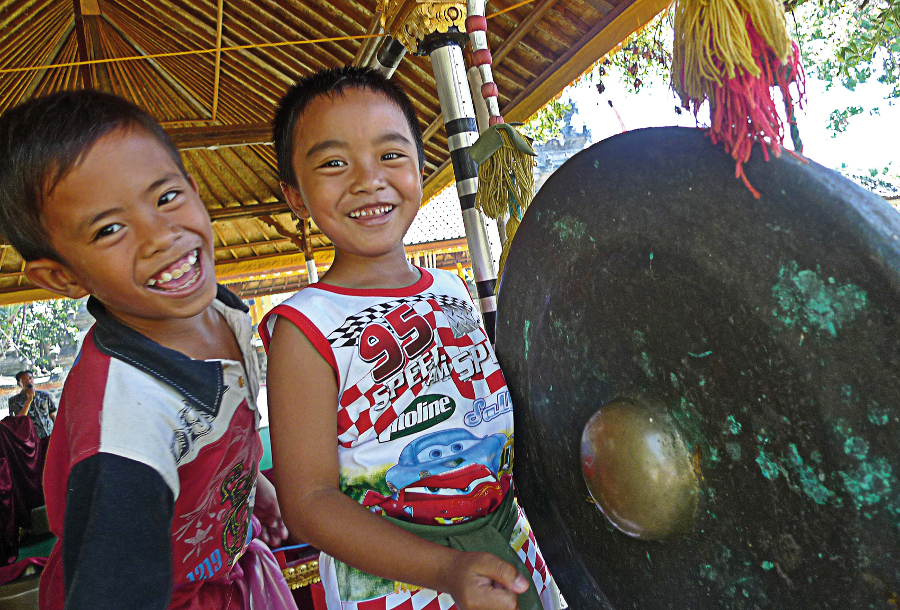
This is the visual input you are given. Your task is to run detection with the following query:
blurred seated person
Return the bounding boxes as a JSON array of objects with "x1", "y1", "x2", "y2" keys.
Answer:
[{"x1": 7, "y1": 371, "x2": 56, "y2": 439}]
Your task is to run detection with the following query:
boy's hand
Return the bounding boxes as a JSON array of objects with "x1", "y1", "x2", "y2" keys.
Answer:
[
  {"x1": 443, "y1": 551, "x2": 530, "y2": 610},
  {"x1": 253, "y1": 473, "x2": 290, "y2": 548}
]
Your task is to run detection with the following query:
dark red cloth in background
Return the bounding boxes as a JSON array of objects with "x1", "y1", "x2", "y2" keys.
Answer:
[
  {"x1": 1, "y1": 416, "x2": 49, "y2": 565},
  {"x1": 0, "y1": 556, "x2": 47, "y2": 586}
]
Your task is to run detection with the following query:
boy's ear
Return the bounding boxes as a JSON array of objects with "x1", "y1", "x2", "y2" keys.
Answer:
[
  {"x1": 24, "y1": 259, "x2": 90, "y2": 300},
  {"x1": 187, "y1": 174, "x2": 201, "y2": 195},
  {"x1": 280, "y1": 182, "x2": 310, "y2": 219}
]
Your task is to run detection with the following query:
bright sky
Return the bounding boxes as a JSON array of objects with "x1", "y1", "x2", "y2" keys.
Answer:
[{"x1": 563, "y1": 64, "x2": 899, "y2": 180}]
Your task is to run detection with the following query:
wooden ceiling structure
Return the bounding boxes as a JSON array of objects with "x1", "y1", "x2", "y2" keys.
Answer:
[{"x1": 0, "y1": 0, "x2": 667, "y2": 305}]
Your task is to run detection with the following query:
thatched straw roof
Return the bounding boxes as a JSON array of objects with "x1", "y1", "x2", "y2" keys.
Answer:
[{"x1": 0, "y1": 0, "x2": 666, "y2": 303}]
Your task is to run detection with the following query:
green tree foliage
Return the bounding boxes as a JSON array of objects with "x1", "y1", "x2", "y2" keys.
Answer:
[
  {"x1": 520, "y1": 97, "x2": 572, "y2": 144},
  {"x1": 789, "y1": 0, "x2": 900, "y2": 102},
  {"x1": 587, "y1": 11, "x2": 672, "y2": 96},
  {"x1": 0, "y1": 299, "x2": 80, "y2": 372},
  {"x1": 843, "y1": 162, "x2": 900, "y2": 198}
]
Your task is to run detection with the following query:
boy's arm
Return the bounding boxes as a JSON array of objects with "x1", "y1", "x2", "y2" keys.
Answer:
[
  {"x1": 63, "y1": 453, "x2": 174, "y2": 610},
  {"x1": 253, "y1": 469, "x2": 289, "y2": 547},
  {"x1": 266, "y1": 318, "x2": 529, "y2": 610}
]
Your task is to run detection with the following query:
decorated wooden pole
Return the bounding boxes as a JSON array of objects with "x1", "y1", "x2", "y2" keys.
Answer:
[
  {"x1": 378, "y1": 1, "x2": 500, "y2": 341},
  {"x1": 464, "y1": 0, "x2": 536, "y2": 285}
]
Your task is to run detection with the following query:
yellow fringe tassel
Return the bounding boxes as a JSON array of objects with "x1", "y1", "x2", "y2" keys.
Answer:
[
  {"x1": 474, "y1": 130, "x2": 535, "y2": 220},
  {"x1": 672, "y1": 0, "x2": 790, "y2": 100},
  {"x1": 473, "y1": 129, "x2": 535, "y2": 289},
  {"x1": 497, "y1": 215, "x2": 519, "y2": 283}
]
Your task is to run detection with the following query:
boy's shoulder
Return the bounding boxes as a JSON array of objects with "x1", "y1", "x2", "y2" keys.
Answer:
[{"x1": 75, "y1": 285, "x2": 251, "y2": 413}]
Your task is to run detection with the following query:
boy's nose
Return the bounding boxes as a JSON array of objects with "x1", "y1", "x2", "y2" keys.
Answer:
[
  {"x1": 138, "y1": 214, "x2": 182, "y2": 257},
  {"x1": 350, "y1": 161, "x2": 387, "y2": 193}
]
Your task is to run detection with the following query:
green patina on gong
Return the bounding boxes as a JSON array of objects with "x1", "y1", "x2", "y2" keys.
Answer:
[{"x1": 495, "y1": 127, "x2": 900, "y2": 610}]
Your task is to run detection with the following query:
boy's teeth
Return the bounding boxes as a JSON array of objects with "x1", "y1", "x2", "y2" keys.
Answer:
[
  {"x1": 147, "y1": 250, "x2": 200, "y2": 288},
  {"x1": 350, "y1": 205, "x2": 393, "y2": 218}
]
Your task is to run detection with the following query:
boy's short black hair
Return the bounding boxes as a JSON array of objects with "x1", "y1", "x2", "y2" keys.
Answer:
[
  {"x1": 0, "y1": 90, "x2": 186, "y2": 263},
  {"x1": 273, "y1": 66, "x2": 425, "y2": 188}
]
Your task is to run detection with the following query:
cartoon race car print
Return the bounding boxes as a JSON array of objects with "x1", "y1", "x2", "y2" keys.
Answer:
[{"x1": 362, "y1": 428, "x2": 511, "y2": 524}]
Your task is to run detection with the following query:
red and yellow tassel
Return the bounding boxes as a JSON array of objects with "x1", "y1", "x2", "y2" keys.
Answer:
[{"x1": 672, "y1": 0, "x2": 806, "y2": 197}]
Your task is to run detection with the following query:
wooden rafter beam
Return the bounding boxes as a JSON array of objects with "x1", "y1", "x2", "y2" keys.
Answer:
[
  {"x1": 492, "y1": 0, "x2": 560, "y2": 66},
  {"x1": 211, "y1": 0, "x2": 224, "y2": 122},
  {"x1": 259, "y1": 215, "x2": 305, "y2": 250},
  {"x1": 207, "y1": 201, "x2": 289, "y2": 221},
  {"x1": 73, "y1": 0, "x2": 93, "y2": 87},
  {"x1": 86, "y1": 15, "x2": 112, "y2": 91},
  {"x1": 167, "y1": 123, "x2": 272, "y2": 150}
]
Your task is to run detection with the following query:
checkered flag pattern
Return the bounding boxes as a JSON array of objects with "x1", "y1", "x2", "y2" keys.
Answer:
[
  {"x1": 327, "y1": 294, "x2": 478, "y2": 348},
  {"x1": 515, "y1": 512, "x2": 551, "y2": 597},
  {"x1": 327, "y1": 299, "x2": 417, "y2": 348},
  {"x1": 430, "y1": 294, "x2": 480, "y2": 338},
  {"x1": 348, "y1": 590, "x2": 458, "y2": 610},
  {"x1": 335, "y1": 296, "x2": 501, "y2": 446}
]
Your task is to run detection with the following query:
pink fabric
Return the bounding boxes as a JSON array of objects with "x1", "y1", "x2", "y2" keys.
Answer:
[
  {"x1": 169, "y1": 516, "x2": 298, "y2": 610},
  {"x1": 234, "y1": 536, "x2": 298, "y2": 610},
  {"x1": 0, "y1": 556, "x2": 47, "y2": 586}
]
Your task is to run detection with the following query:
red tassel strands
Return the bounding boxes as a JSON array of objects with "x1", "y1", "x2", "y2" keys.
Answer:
[{"x1": 672, "y1": 0, "x2": 806, "y2": 198}]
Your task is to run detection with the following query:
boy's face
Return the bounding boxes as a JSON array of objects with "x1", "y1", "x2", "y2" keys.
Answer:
[
  {"x1": 25, "y1": 128, "x2": 218, "y2": 330},
  {"x1": 283, "y1": 87, "x2": 423, "y2": 262}
]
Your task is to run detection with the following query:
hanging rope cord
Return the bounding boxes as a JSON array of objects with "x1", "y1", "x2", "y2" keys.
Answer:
[
  {"x1": 1, "y1": 3, "x2": 537, "y2": 76},
  {"x1": 0, "y1": 33, "x2": 383, "y2": 75}
]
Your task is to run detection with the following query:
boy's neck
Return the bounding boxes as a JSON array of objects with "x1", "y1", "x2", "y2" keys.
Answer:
[
  {"x1": 104, "y1": 302, "x2": 242, "y2": 363},
  {"x1": 320, "y1": 249, "x2": 421, "y2": 290}
]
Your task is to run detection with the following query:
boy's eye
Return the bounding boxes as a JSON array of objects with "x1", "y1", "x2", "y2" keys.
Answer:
[
  {"x1": 320, "y1": 159, "x2": 346, "y2": 168},
  {"x1": 158, "y1": 190, "x2": 179, "y2": 206},
  {"x1": 94, "y1": 223, "x2": 123, "y2": 240},
  {"x1": 382, "y1": 152, "x2": 403, "y2": 161}
]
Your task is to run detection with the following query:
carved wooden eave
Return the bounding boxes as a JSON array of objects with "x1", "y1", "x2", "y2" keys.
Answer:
[
  {"x1": 0, "y1": 0, "x2": 668, "y2": 305},
  {"x1": 377, "y1": 0, "x2": 467, "y2": 54}
]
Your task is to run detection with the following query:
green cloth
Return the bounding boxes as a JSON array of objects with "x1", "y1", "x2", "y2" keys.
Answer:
[
  {"x1": 467, "y1": 123, "x2": 536, "y2": 165},
  {"x1": 383, "y1": 492, "x2": 541, "y2": 610}
]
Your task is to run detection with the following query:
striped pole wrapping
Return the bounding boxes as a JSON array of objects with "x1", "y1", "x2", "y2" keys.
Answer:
[
  {"x1": 370, "y1": 37, "x2": 407, "y2": 78},
  {"x1": 466, "y1": 0, "x2": 503, "y2": 124},
  {"x1": 305, "y1": 259, "x2": 319, "y2": 284},
  {"x1": 428, "y1": 41, "x2": 498, "y2": 341}
]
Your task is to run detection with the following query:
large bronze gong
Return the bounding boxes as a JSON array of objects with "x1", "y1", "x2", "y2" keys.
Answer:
[{"x1": 495, "y1": 127, "x2": 900, "y2": 609}]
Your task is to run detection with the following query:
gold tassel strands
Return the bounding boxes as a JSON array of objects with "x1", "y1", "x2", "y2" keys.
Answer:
[
  {"x1": 473, "y1": 129, "x2": 535, "y2": 220},
  {"x1": 672, "y1": 0, "x2": 791, "y2": 102},
  {"x1": 468, "y1": 124, "x2": 536, "y2": 287}
]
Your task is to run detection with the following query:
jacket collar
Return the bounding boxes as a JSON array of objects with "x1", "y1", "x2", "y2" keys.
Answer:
[{"x1": 86, "y1": 285, "x2": 247, "y2": 416}]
